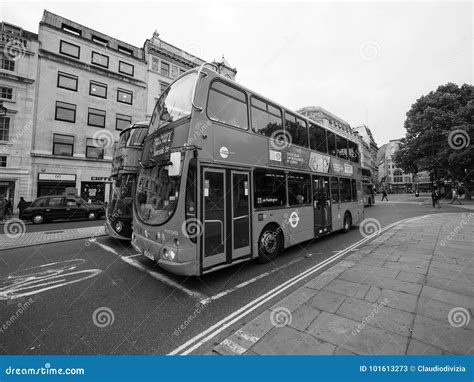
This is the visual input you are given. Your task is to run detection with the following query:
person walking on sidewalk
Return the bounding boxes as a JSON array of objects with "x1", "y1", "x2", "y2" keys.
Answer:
[
  {"x1": 4, "y1": 198, "x2": 12, "y2": 219},
  {"x1": 431, "y1": 189, "x2": 441, "y2": 208},
  {"x1": 381, "y1": 189, "x2": 388, "y2": 201},
  {"x1": 449, "y1": 188, "x2": 462, "y2": 205},
  {"x1": 17, "y1": 197, "x2": 28, "y2": 218}
]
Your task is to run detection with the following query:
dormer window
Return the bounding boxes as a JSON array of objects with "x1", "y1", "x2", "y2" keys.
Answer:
[{"x1": 61, "y1": 23, "x2": 82, "y2": 37}]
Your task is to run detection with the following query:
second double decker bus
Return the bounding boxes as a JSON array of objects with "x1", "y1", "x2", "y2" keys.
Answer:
[
  {"x1": 132, "y1": 64, "x2": 364, "y2": 275},
  {"x1": 106, "y1": 121, "x2": 149, "y2": 240}
]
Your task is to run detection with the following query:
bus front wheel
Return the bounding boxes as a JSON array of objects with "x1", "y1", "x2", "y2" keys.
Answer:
[{"x1": 257, "y1": 225, "x2": 282, "y2": 263}]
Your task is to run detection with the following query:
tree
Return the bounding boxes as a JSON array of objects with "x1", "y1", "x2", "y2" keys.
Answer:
[{"x1": 394, "y1": 83, "x2": 474, "y2": 197}]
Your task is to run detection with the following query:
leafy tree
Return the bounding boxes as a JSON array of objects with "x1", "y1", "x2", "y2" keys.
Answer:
[{"x1": 394, "y1": 83, "x2": 474, "y2": 197}]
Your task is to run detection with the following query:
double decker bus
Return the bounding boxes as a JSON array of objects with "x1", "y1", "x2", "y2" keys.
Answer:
[
  {"x1": 105, "y1": 121, "x2": 149, "y2": 240},
  {"x1": 132, "y1": 64, "x2": 364, "y2": 276},
  {"x1": 362, "y1": 168, "x2": 375, "y2": 207}
]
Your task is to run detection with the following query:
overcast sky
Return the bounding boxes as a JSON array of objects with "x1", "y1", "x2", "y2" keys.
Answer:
[{"x1": 2, "y1": 1, "x2": 472, "y2": 146}]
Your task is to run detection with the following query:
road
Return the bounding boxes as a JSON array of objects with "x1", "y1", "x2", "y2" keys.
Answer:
[
  {"x1": 1, "y1": 217, "x2": 106, "y2": 233},
  {"x1": 0, "y1": 198, "x2": 471, "y2": 355}
]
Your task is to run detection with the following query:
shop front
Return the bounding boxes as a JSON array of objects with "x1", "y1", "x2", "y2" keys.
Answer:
[
  {"x1": 81, "y1": 176, "x2": 112, "y2": 204},
  {"x1": 37, "y1": 173, "x2": 77, "y2": 197}
]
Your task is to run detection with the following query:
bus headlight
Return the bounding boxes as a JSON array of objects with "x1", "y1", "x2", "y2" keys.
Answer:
[
  {"x1": 169, "y1": 250, "x2": 176, "y2": 261},
  {"x1": 116, "y1": 221, "x2": 123, "y2": 233}
]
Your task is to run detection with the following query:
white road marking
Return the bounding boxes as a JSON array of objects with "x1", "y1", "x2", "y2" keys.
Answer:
[
  {"x1": 91, "y1": 241, "x2": 206, "y2": 300},
  {"x1": 219, "y1": 339, "x2": 247, "y2": 355},
  {"x1": 199, "y1": 256, "x2": 307, "y2": 305},
  {"x1": 121, "y1": 256, "x2": 207, "y2": 301},
  {"x1": 169, "y1": 215, "x2": 429, "y2": 355},
  {"x1": 234, "y1": 329, "x2": 260, "y2": 343}
]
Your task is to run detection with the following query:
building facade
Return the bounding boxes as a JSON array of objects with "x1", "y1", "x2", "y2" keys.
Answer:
[
  {"x1": 0, "y1": 22, "x2": 39, "y2": 212},
  {"x1": 352, "y1": 124, "x2": 378, "y2": 184},
  {"x1": 31, "y1": 11, "x2": 148, "y2": 202},
  {"x1": 377, "y1": 139, "x2": 413, "y2": 193}
]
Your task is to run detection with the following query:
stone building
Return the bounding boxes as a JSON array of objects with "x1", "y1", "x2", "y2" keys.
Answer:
[
  {"x1": 31, "y1": 11, "x2": 148, "y2": 202},
  {"x1": 0, "y1": 21, "x2": 39, "y2": 210},
  {"x1": 377, "y1": 139, "x2": 413, "y2": 193},
  {"x1": 352, "y1": 124, "x2": 378, "y2": 183}
]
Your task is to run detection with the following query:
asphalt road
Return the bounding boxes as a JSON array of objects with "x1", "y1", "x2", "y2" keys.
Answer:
[{"x1": 0, "y1": 199, "x2": 470, "y2": 355}]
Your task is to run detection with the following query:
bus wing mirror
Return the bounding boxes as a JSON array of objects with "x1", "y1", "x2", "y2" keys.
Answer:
[{"x1": 167, "y1": 152, "x2": 181, "y2": 176}]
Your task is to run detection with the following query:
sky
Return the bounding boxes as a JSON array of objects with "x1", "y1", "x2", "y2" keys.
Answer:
[{"x1": 2, "y1": 0, "x2": 473, "y2": 146}]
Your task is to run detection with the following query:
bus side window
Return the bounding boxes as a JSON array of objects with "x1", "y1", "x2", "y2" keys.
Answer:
[
  {"x1": 327, "y1": 131, "x2": 337, "y2": 156},
  {"x1": 330, "y1": 177, "x2": 340, "y2": 203},
  {"x1": 185, "y1": 158, "x2": 197, "y2": 219},
  {"x1": 207, "y1": 81, "x2": 248, "y2": 129},
  {"x1": 284, "y1": 112, "x2": 308, "y2": 148},
  {"x1": 254, "y1": 168, "x2": 286, "y2": 209},
  {"x1": 348, "y1": 140, "x2": 359, "y2": 163},
  {"x1": 251, "y1": 97, "x2": 283, "y2": 137},
  {"x1": 339, "y1": 178, "x2": 351, "y2": 202},
  {"x1": 288, "y1": 172, "x2": 311, "y2": 206},
  {"x1": 309, "y1": 124, "x2": 328, "y2": 154},
  {"x1": 352, "y1": 179, "x2": 357, "y2": 201},
  {"x1": 336, "y1": 135, "x2": 349, "y2": 160}
]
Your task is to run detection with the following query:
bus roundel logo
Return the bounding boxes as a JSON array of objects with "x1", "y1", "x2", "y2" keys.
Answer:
[
  {"x1": 289, "y1": 211, "x2": 299, "y2": 228},
  {"x1": 219, "y1": 146, "x2": 229, "y2": 159}
]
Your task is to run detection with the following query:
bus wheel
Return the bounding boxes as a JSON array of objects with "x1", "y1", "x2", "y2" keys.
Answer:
[
  {"x1": 342, "y1": 213, "x2": 352, "y2": 233},
  {"x1": 257, "y1": 225, "x2": 282, "y2": 263}
]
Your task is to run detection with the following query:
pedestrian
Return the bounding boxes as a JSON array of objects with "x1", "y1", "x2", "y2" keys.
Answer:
[
  {"x1": 431, "y1": 189, "x2": 441, "y2": 208},
  {"x1": 381, "y1": 189, "x2": 388, "y2": 201},
  {"x1": 17, "y1": 197, "x2": 28, "y2": 218},
  {"x1": 4, "y1": 198, "x2": 12, "y2": 219},
  {"x1": 449, "y1": 187, "x2": 462, "y2": 205}
]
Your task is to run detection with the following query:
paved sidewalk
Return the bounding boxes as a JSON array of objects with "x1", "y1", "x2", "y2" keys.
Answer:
[
  {"x1": 213, "y1": 212, "x2": 474, "y2": 355},
  {"x1": 0, "y1": 224, "x2": 106, "y2": 250}
]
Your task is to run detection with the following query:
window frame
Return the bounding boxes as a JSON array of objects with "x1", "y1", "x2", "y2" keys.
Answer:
[
  {"x1": 0, "y1": 86, "x2": 13, "y2": 100},
  {"x1": 57, "y1": 71, "x2": 78, "y2": 92},
  {"x1": 0, "y1": 155, "x2": 6, "y2": 167},
  {"x1": 117, "y1": 88, "x2": 133, "y2": 105},
  {"x1": 52, "y1": 133, "x2": 74, "y2": 157},
  {"x1": 115, "y1": 114, "x2": 132, "y2": 131},
  {"x1": 330, "y1": 176, "x2": 340, "y2": 203},
  {"x1": 206, "y1": 79, "x2": 249, "y2": 130},
  {"x1": 118, "y1": 60, "x2": 134, "y2": 76},
  {"x1": 250, "y1": 96, "x2": 283, "y2": 137},
  {"x1": 309, "y1": 123, "x2": 328, "y2": 154},
  {"x1": 284, "y1": 112, "x2": 309, "y2": 148},
  {"x1": 91, "y1": 51, "x2": 109, "y2": 68},
  {"x1": 59, "y1": 40, "x2": 80, "y2": 59},
  {"x1": 254, "y1": 168, "x2": 287, "y2": 209},
  {"x1": 335, "y1": 134, "x2": 349, "y2": 160},
  {"x1": 0, "y1": 116, "x2": 10, "y2": 141},
  {"x1": 87, "y1": 108, "x2": 106, "y2": 128},
  {"x1": 339, "y1": 177, "x2": 352, "y2": 203},
  {"x1": 327, "y1": 131, "x2": 337, "y2": 157},
  {"x1": 287, "y1": 172, "x2": 312, "y2": 206},
  {"x1": 160, "y1": 61, "x2": 170, "y2": 76},
  {"x1": 55, "y1": 101, "x2": 77, "y2": 123},
  {"x1": 85, "y1": 137, "x2": 104, "y2": 159},
  {"x1": 89, "y1": 80, "x2": 107, "y2": 99}
]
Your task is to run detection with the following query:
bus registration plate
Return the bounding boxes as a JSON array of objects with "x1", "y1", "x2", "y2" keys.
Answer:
[{"x1": 144, "y1": 250, "x2": 154, "y2": 261}]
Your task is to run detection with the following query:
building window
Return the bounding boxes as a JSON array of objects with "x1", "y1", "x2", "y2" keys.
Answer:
[
  {"x1": 285, "y1": 112, "x2": 308, "y2": 148},
  {"x1": 57, "y1": 72, "x2": 78, "y2": 92},
  {"x1": 160, "y1": 61, "x2": 170, "y2": 76},
  {"x1": 91, "y1": 51, "x2": 109, "y2": 68},
  {"x1": 117, "y1": 88, "x2": 133, "y2": 105},
  {"x1": 89, "y1": 81, "x2": 107, "y2": 98},
  {"x1": 86, "y1": 137, "x2": 104, "y2": 159},
  {"x1": 393, "y1": 169, "x2": 403, "y2": 183},
  {"x1": 254, "y1": 168, "x2": 286, "y2": 209},
  {"x1": 0, "y1": 117, "x2": 9, "y2": 141},
  {"x1": 119, "y1": 61, "x2": 134, "y2": 76},
  {"x1": 0, "y1": 86, "x2": 13, "y2": 100},
  {"x1": 87, "y1": 108, "x2": 106, "y2": 128},
  {"x1": 53, "y1": 134, "x2": 74, "y2": 156},
  {"x1": 55, "y1": 101, "x2": 76, "y2": 123},
  {"x1": 2, "y1": 23, "x2": 21, "y2": 36},
  {"x1": 309, "y1": 123, "x2": 328, "y2": 154},
  {"x1": 92, "y1": 35, "x2": 108, "y2": 45},
  {"x1": 288, "y1": 172, "x2": 311, "y2": 206},
  {"x1": 152, "y1": 57, "x2": 159, "y2": 71},
  {"x1": 61, "y1": 23, "x2": 81, "y2": 37},
  {"x1": 179, "y1": 68, "x2": 186, "y2": 75},
  {"x1": 118, "y1": 45, "x2": 133, "y2": 56},
  {"x1": 171, "y1": 65, "x2": 179, "y2": 78},
  {"x1": 59, "y1": 40, "x2": 80, "y2": 59},
  {"x1": 159, "y1": 81, "x2": 169, "y2": 95},
  {"x1": 0, "y1": 156, "x2": 6, "y2": 167},
  {"x1": 251, "y1": 97, "x2": 283, "y2": 137},
  {"x1": 207, "y1": 80, "x2": 248, "y2": 130},
  {"x1": 0, "y1": 52, "x2": 15, "y2": 71},
  {"x1": 116, "y1": 114, "x2": 132, "y2": 131}
]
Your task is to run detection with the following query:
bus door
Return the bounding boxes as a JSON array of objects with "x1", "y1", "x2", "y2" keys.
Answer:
[
  {"x1": 313, "y1": 176, "x2": 332, "y2": 235},
  {"x1": 202, "y1": 168, "x2": 251, "y2": 270}
]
